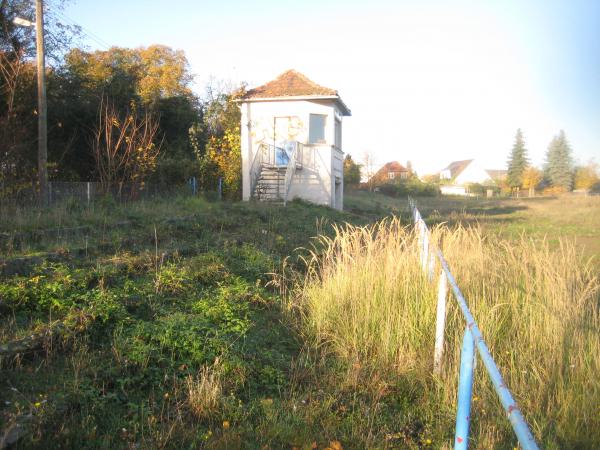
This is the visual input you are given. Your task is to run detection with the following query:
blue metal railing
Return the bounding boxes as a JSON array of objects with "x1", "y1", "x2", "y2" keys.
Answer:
[{"x1": 408, "y1": 197, "x2": 540, "y2": 450}]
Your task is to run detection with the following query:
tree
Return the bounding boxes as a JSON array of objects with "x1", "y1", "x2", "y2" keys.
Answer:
[
  {"x1": 194, "y1": 83, "x2": 245, "y2": 198},
  {"x1": 574, "y1": 161, "x2": 599, "y2": 191},
  {"x1": 1, "y1": 0, "x2": 79, "y2": 197},
  {"x1": 64, "y1": 45, "x2": 195, "y2": 108},
  {"x1": 521, "y1": 166, "x2": 543, "y2": 197},
  {"x1": 343, "y1": 154, "x2": 361, "y2": 187},
  {"x1": 52, "y1": 45, "x2": 199, "y2": 182},
  {"x1": 1, "y1": 0, "x2": 79, "y2": 63},
  {"x1": 92, "y1": 97, "x2": 162, "y2": 197},
  {"x1": 0, "y1": 53, "x2": 37, "y2": 197},
  {"x1": 2, "y1": 32, "x2": 203, "y2": 196},
  {"x1": 361, "y1": 150, "x2": 376, "y2": 191},
  {"x1": 544, "y1": 130, "x2": 574, "y2": 191},
  {"x1": 506, "y1": 128, "x2": 529, "y2": 190},
  {"x1": 421, "y1": 173, "x2": 440, "y2": 184}
]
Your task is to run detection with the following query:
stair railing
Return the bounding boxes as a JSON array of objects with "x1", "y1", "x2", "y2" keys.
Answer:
[
  {"x1": 250, "y1": 143, "x2": 266, "y2": 198},
  {"x1": 283, "y1": 142, "x2": 301, "y2": 206}
]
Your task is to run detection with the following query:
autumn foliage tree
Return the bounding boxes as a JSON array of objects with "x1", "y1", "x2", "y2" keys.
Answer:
[
  {"x1": 521, "y1": 166, "x2": 543, "y2": 197},
  {"x1": 574, "y1": 161, "x2": 600, "y2": 191},
  {"x1": 192, "y1": 84, "x2": 244, "y2": 198}
]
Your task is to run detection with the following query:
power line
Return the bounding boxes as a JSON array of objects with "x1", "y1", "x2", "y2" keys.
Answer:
[
  {"x1": 56, "y1": 11, "x2": 112, "y2": 50},
  {"x1": 50, "y1": 6, "x2": 112, "y2": 50}
]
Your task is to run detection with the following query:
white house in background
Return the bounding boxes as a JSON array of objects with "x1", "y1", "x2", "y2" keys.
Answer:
[
  {"x1": 439, "y1": 159, "x2": 506, "y2": 195},
  {"x1": 239, "y1": 70, "x2": 351, "y2": 210}
]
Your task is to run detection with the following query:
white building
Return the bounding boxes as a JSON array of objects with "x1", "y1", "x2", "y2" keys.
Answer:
[
  {"x1": 439, "y1": 159, "x2": 505, "y2": 195},
  {"x1": 239, "y1": 70, "x2": 351, "y2": 210}
]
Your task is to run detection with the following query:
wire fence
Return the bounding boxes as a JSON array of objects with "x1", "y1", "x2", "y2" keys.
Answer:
[
  {"x1": 0, "y1": 178, "x2": 221, "y2": 209},
  {"x1": 408, "y1": 197, "x2": 540, "y2": 450}
]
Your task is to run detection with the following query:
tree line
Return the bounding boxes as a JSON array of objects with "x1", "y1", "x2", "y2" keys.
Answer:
[
  {"x1": 507, "y1": 129, "x2": 599, "y2": 196},
  {"x1": 1, "y1": 0, "x2": 242, "y2": 201}
]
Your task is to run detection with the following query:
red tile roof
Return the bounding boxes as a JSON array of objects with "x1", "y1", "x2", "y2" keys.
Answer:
[
  {"x1": 378, "y1": 161, "x2": 408, "y2": 173},
  {"x1": 244, "y1": 70, "x2": 338, "y2": 99},
  {"x1": 370, "y1": 161, "x2": 409, "y2": 184}
]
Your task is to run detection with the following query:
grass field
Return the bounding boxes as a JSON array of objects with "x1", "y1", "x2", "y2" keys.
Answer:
[
  {"x1": 0, "y1": 192, "x2": 598, "y2": 448},
  {"x1": 347, "y1": 190, "x2": 600, "y2": 263}
]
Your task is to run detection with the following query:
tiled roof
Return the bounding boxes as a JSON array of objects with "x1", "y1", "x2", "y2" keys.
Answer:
[
  {"x1": 369, "y1": 161, "x2": 409, "y2": 183},
  {"x1": 377, "y1": 161, "x2": 408, "y2": 174},
  {"x1": 244, "y1": 70, "x2": 338, "y2": 99},
  {"x1": 442, "y1": 159, "x2": 473, "y2": 179}
]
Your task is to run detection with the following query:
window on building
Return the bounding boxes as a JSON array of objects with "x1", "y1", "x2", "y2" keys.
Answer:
[
  {"x1": 388, "y1": 172, "x2": 396, "y2": 180},
  {"x1": 334, "y1": 118, "x2": 342, "y2": 149},
  {"x1": 309, "y1": 114, "x2": 326, "y2": 144}
]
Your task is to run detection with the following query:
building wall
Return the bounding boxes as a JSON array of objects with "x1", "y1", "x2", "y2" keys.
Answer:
[
  {"x1": 287, "y1": 144, "x2": 333, "y2": 207},
  {"x1": 241, "y1": 98, "x2": 345, "y2": 209},
  {"x1": 440, "y1": 185, "x2": 468, "y2": 196},
  {"x1": 454, "y1": 162, "x2": 492, "y2": 185}
]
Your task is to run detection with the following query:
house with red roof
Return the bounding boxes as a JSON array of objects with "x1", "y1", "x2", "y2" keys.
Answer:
[
  {"x1": 239, "y1": 70, "x2": 351, "y2": 210},
  {"x1": 369, "y1": 161, "x2": 410, "y2": 185}
]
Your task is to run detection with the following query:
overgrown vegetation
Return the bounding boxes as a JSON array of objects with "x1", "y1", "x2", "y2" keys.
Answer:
[
  {"x1": 300, "y1": 218, "x2": 599, "y2": 448},
  {"x1": 0, "y1": 195, "x2": 368, "y2": 448},
  {"x1": 1, "y1": 192, "x2": 598, "y2": 448},
  {"x1": 376, "y1": 178, "x2": 439, "y2": 197}
]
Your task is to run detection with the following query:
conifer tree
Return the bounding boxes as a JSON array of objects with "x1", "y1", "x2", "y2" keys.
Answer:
[
  {"x1": 506, "y1": 129, "x2": 529, "y2": 189},
  {"x1": 544, "y1": 130, "x2": 574, "y2": 191}
]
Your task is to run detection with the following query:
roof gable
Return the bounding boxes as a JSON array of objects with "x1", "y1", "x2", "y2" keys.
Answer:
[
  {"x1": 244, "y1": 70, "x2": 338, "y2": 99},
  {"x1": 442, "y1": 159, "x2": 473, "y2": 179},
  {"x1": 369, "y1": 161, "x2": 409, "y2": 182}
]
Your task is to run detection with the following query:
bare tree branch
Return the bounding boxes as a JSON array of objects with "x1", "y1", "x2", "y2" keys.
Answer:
[{"x1": 92, "y1": 97, "x2": 162, "y2": 197}]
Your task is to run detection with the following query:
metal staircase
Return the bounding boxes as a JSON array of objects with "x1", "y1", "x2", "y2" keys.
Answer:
[
  {"x1": 250, "y1": 142, "x2": 304, "y2": 205},
  {"x1": 254, "y1": 165, "x2": 286, "y2": 202}
]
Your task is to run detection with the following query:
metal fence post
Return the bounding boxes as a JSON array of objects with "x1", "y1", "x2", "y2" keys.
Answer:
[
  {"x1": 434, "y1": 269, "x2": 448, "y2": 375},
  {"x1": 87, "y1": 181, "x2": 91, "y2": 206},
  {"x1": 408, "y1": 202, "x2": 539, "y2": 450},
  {"x1": 416, "y1": 218, "x2": 423, "y2": 262},
  {"x1": 428, "y1": 247, "x2": 436, "y2": 281},
  {"x1": 455, "y1": 327, "x2": 476, "y2": 449},
  {"x1": 421, "y1": 220, "x2": 429, "y2": 272}
]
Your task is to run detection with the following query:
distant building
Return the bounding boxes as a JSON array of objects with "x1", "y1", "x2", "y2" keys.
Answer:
[
  {"x1": 370, "y1": 161, "x2": 410, "y2": 184},
  {"x1": 439, "y1": 159, "x2": 506, "y2": 195},
  {"x1": 485, "y1": 169, "x2": 508, "y2": 184},
  {"x1": 239, "y1": 70, "x2": 351, "y2": 209}
]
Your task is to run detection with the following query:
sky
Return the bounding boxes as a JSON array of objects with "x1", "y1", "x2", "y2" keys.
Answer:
[{"x1": 60, "y1": 0, "x2": 600, "y2": 175}]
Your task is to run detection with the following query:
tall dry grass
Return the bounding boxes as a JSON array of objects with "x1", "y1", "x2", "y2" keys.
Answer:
[{"x1": 299, "y1": 217, "x2": 600, "y2": 448}]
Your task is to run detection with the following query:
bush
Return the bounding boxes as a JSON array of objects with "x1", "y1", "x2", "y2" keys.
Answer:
[
  {"x1": 150, "y1": 157, "x2": 200, "y2": 186},
  {"x1": 377, "y1": 179, "x2": 439, "y2": 197},
  {"x1": 465, "y1": 182, "x2": 486, "y2": 195}
]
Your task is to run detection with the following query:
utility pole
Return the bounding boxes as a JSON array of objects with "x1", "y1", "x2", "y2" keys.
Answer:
[{"x1": 36, "y1": 0, "x2": 48, "y2": 206}]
